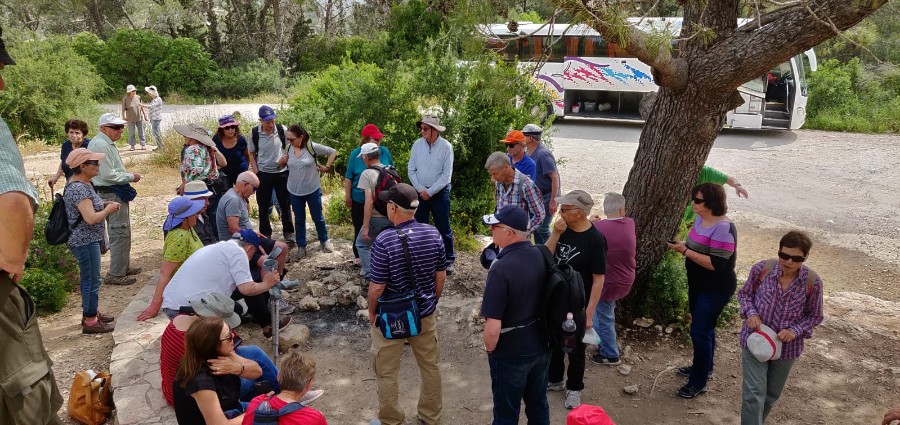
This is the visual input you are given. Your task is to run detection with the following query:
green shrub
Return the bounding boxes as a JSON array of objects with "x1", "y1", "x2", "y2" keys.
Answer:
[
  {"x1": 71, "y1": 32, "x2": 105, "y2": 65},
  {"x1": 639, "y1": 250, "x2": 690, "y2": 326},
  {"x1": 149, "y1": 37, "x2": 216, "y2": 97},
  {"x1": 97, "y1": 29, "x2": 170, "y2": 96},
  {"x1": 324, "y1": 190, "x2": 352, "y2": 227},
  {"x1": 288, "y1": 34, "x2": 390, "y2": 74},
  {"x1": 19, "y1": 269, "x2": 68, "y2": 314},
  {"x1": 207, "y1": 59, "x2": 287, "y2": 99},
  {"x1": 0, "y1": 36, "x2": 104, "y2": 141},
  {"x1": 385, "y1": 0, "x2": 444, "y2": 60}
]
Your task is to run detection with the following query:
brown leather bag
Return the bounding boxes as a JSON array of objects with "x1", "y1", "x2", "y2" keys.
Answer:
[{"x1": 67, "y1": 371, "x2": 113, "y2": 425}]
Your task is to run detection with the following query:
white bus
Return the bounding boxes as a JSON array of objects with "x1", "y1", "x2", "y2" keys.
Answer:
[{"x1": 483, "y1": 19, "x2": 818, "y2": 130}]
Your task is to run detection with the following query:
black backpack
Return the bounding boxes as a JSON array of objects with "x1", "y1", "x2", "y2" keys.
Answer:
[
  {"x1": 45, "y1": 183, "x2": 84, "y2": 245},
  {"x1": 251, "y1": 125, "x2": 317, "y2": 158},
  {"x1": 370, "y1": 164, "x2": 403, "y2": 216},
  {"x1": 251, "y1": 397, "x2": 305, "y2": 424},
  {"x1": 537, "y1": 244, "x2": 587, "y2": 351}
]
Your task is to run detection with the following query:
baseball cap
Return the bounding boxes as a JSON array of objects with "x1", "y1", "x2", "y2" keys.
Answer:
[
  {"x1": 0, "y1": 27, "x2": 15, "y2": 66},
  {"x1": 566, "y1": 405, "x2": 615, "y2": 425},
  {"x1": 747, "y1": 324, "x2": 783, "y2": 362},
  {"x1": 377, "y1": 183, "x2": 419, "y2": 210},
  {"x1": 258, "y1": 105, "x2": 277, "y2": 122},
  {"x1": 416, "y1": 114, "x2": 446, "y2": 132},
  {"x1": 189, "y1": 292, "x2": 241, "y2": 329},
  {"x1": 98, "y1": 113, "x2": 127, "y2": 127},
  {"x1": 521, "y1": 124, "x2": 543, "y2": 135},
  {"x1": 360, "y1": 123, "x2": 384, "y2": 139},
  {"x1": 500, "y1": 130, "x2": 526, "y2": 144},
  {"x1": 183, "y1": 180, "x2": 212, "y2": 199},
  {"x1": 126, "y1": 84, "x2": 136, "y2": 93},
  {"x1": 65, "y1": 148, "x2": 105, "y2": 168},
  {"x1": 163, "y1": 196, "x2": 205, "y2": 231},
  {"x1": 556, "y1": 190, "x2": 594, "y2": 212},
  {"x1": 357, "y1": 142, "x2": 379, "y2": 158},
  {"x1": 174, "y1": 123, "x2": 215, "y2": 148},
  {"x1": 218, "y1": 115, "x2": 240, "y2": 128},
  {"x1": 483, "y1": 205, "x2": 529, "y2": 232},
  {"x1": 232, "y1": 229, "x2": 260, "y2": 250}
]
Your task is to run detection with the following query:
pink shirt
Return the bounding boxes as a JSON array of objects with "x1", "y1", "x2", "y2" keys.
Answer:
[{"x1": 592, "y1": 218, "x2": 636, "y2": 301}]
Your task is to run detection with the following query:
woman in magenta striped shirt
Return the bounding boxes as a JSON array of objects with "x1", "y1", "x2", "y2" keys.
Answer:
[
  {"x1": 667, "y1": 182, "x2": 737, "y2": 399},
  {"x1": 737, "y1": 231, "x2": 823, "y2": 424}
]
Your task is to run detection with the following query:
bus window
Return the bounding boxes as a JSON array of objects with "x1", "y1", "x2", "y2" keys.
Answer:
[
  {"x1": 529, "y1": 36, "x2": 543, "y2": 60},
  {"x1": 581, "y1": 36, "x2": 601, "y2": 56},
  {"x1": 564, "y1": 36, "x2": 579, "y2": 58}
]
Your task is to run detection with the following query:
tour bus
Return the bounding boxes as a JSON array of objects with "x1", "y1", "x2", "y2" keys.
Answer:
[{"x1": 482, "y1": 19, "x2": 818, "y2": 130}]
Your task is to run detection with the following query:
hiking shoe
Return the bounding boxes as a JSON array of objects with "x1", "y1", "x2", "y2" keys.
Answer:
[
  {"x1": 126, "y1": 266, "x2": 143, "y2": 276},
  {"x1": 277, "y1": 299, "x2": 295, "y2": 315},
  {"x1": 676, "y1": 366, "x2": 714, "y2": 380},
  {"x1": 82, "y1": 320, "x2": 115, "y2": 334},
  {"x1": 359, "y1": 268, "x2": 366, "y2": 276},
  {"x1": 445, "y1": 264, "x2": 455, "y2": 276},
  {"x1": 104, "y1": 274, "x2": 136, "y2": 285},
  {"x1": 279, "y1": 279, "x2": 300, "y2": 292},
  {"x1": 547, "y1": 381, "x2": 565, "y2": 392},
  {"x1": 321, "y1": 240, "x2": 334, "y2": 253},
  {"x1": 291, "y1": 247, "x2": 307, "y2": 262},
  {"x1": 590, "y1": 354, "x2": 621, "y2": 366},
  {"x1": 96, "y1": 312, "x2": 115, "y2": 323},
  {"x1": 263, "y1": 315, "x2": 292, "y2": 338},
  {"x1": 564, "y1": 390, "x2": 582, "y2": 409},
  {"x1": 283, "y1": 232, "x2": 295, "y2": 244},
  {"x1": 300, "y1": 389, "x2": 324, "y2": 405},
  {"x1": 676, "y1": 384, "x2": 708, "y2": 399}
]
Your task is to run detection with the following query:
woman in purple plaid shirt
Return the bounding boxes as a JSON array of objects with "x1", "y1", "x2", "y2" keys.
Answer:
[{"x1": 737, "y1": 231, "x2": 824, "y2": 424}]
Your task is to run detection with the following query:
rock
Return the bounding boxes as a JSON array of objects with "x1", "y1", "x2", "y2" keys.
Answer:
[
  {"x1": 318, "y1": 296, "x2": 338, "y2": 308},
  {"x1": 356, "y1": 296, "x2": 368, "y2": 310},
  {"x1": 665, "y1": 327, "x2": 674, "y2": 334},
  {"x1": 278, "y1": 324, "x2": 311, "y2": 353},
  {"x1": 617, "y1": 364, "x2": 632, "y2": 376},
  {"x1": 633, "y1": 317, "x2": 654, "y2": 328},
  {"x1": 323, "y1": 271, "x2": 350, "y2": 286},
  {"x1": 336, "y1": 283, "x2": 360, "y2": 306},
  {"x1": 306, "y1": 280, "x2": 327, "y2": 297},
  {"x1": 623, "y1": 384, "x2": 639, "y2": 395},
  {"x1": 621, "y1": 345, "x2": 633, "y2": 360},
  {"x1": 654, "y1": 325, "x2": 663, "y2": 332},
  {"x1": 298, "y1": 295, "x2": 320, "y2": 312},
  {"x1": 357, "y1": 309, "x2": 370, "y2": 322}
]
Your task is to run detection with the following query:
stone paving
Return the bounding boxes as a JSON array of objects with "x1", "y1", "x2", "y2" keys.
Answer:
[{"x1": 109, "y1": 272, "x2": 176, "y2": 425}]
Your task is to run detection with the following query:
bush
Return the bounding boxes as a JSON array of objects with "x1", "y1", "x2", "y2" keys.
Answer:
[
  {"x1": 806, "y1": 58, "x2": 900, "y2": 133},
  {"x1": 288, "y1": 34, "x2": 390, "y2": 74},
  {"x1": 206, "y1": 59, "x2": 287, "y2": 99},
  {"x1": 97, "y1": 29, "x2": 170, "y2": 96},
  {"x1": 0, "y1": 35, "x2": 104, "y2": 142},
  {"x1": 324, "y1": 190, "x2": 352, "y2": 226},
  {"x1": 19, "y1": 269, "x2": 68, "y2": 314},
  {"x1": 639, "y1": 250, "x2": 690, "y2": 326},
  {"x1": 149, "y1": 37, "x2": 216, "y2": 97},
  {"x1": 27, "y1": 199, "x2": 80, "y2": 289}
]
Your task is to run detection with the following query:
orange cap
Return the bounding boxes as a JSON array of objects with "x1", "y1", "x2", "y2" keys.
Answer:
[{"x1": 499, "y1": 130, "x2": 526, "y2": 143}]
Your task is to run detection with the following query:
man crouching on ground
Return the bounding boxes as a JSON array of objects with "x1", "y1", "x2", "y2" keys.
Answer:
[
  {"x1": 482, "y1": 205, "x2": 550, "y2": 425},
  {"x1": 367, "y1": 183, "x2": 445, "y2": 425}
]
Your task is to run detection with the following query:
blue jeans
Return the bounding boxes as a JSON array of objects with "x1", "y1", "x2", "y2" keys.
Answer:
[
  {"x1": 289, "y1": 188, "x2": 328, "y2": 248},
  {"x1": 592, "y1": 300, "x2": 620, "y2": 358},
  {"x1": 413, "y1": 185, "x2": 455, "y2": 265},
  {"x1": 687, "y1": 288, "x2": 734, "y2": 388},
  {"x1": 70, "y1": 242, "x2": 102, "y2": 317},
  {"x1": 533, "y1": 193, "x2": 552, "y2": 245},
  {"x1": 356, "y1": 216, "x2": 392, "y2": 280},
  {"x1": 236, "y1": 345, "x2": 280, "y2": 403},
  {"x1": 150, "y1": 119, "x2": 163, "y2": 147},
  {"x1": 488, "y1": 350, "x2": 550, "y2": 425}
]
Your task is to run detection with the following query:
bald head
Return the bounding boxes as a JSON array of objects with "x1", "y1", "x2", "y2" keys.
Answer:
[
  {"x1": 234, "y1": 171, "x2": 260, "y2": 198},
  {"x1": 237, "y1": 171, "x2": 259, "y2": 187}
]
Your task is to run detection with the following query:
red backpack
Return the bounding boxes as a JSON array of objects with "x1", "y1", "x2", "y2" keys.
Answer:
[
  {"x1": 370, "y1": 164, "x2": 402, "y2": 216},
  {"x1": 753, "y1": 258, "x2": 819, "y2": 296}
]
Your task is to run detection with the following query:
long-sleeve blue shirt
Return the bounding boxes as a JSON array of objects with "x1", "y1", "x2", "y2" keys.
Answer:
[{"x1": 407, "y1": 136, "x2": 453, "y2": 196}]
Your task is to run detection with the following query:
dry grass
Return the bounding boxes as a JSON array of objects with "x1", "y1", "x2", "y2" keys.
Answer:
[{"x1": 17, "y1": 136, "x2": 54, "y2": 156}]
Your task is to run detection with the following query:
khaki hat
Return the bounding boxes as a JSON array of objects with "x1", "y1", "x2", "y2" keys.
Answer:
[
  {"x1": 126, "y1": 84, "x2": 136, "y2": 93},
  {"x1": 556, "y1": 190, "x2": 594, "y2": 212},
  {"x1": 183, "y1": 180, "x2": 212, "y2": 199},
  {"x1": 189, "y1": 292, "x2": 241, "y2": 329},
  {"x1": 416, "y1": 114, "x2": 445, "y2": 132},
  {"x1": 174, "y1": 123, "x2": 215, "y2": 148},
  {"x1": 65, "y1": 148, "x2": 105, "y2": 168}
]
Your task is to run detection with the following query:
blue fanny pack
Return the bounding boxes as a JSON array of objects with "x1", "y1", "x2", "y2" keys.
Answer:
[{"x1": 375, "y1": 228, "x2": 421, "y2": 340}]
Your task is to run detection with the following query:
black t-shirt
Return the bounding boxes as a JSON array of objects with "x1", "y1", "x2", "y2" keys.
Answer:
[
  {"x1": 481, "y1": 241, "x2": 548, "y2": 357},
  {"x1": 172, "y1": 366, "x2": 242, "y2": 424},
  {"x1": 555, "y1": 227, "x2": 607, "y2": 300}
]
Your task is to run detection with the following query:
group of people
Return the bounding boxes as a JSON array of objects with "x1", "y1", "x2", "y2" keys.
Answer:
[{"x1": 121, "y1": 83, "x2": 165, "y2": 150}]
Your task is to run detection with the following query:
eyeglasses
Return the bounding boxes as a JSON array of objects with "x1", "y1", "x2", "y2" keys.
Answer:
[
  {"x1": 692, "y1": 197, "x2": 706, "y2": 204},
  {"x1": 505, "y1": 143, "x2": 519, "y2": 149},
  {"x1": 243, "y1": 181, "x2": 258, "y2": 192},
  {"x1": 777, "y1": 251, "x2": 806, "y2": 263},
  {"x1": 82, "y1": 160, "x2": 100, "y2": 166},
  {"x1": 220, "y1": 333, "x2": 234, "y2": 343},
  {"x1": 105, "y1": 125, "x2": 125, "y2": 131},
  {"x1": 560, "y1": 207, "x2": 580, "y2": 214}
]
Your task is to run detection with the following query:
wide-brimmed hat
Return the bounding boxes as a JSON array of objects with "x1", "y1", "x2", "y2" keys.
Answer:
[
  {"x1": 189, "y1": 292, "x2": 241, "y2": 329},
  {"x1": 163, "y1": 196, "x2": 205, "y2": 231},
  {"x1": 378, "y1": 183, "x2": 419, "y2": 210},
  {"x1": 483, "y1": 205, "x2": 528, "y2": 232},
  {"x1": 0, "y1": 27, "x2": 16, "y2": 66},
  {"x1": 65, "y1": 148, "x2": 105, "y2": 168},
  {"x1": 747, "y1": 324, "x2": 783, "y2": 362},
  {"x1": 126, "y1": 84, "x2": 136, "y2": 93},
  {"x1": 174, "y1": 123, "x2": 215, "y2": 148},
  {"x1": 357, "y1": 142, "x2": 379, "y2": 158},
  {"x1": 218, "y1": 115, "x2": 240, "y2": 128},
  {"x1": 361, "y1": 123, "x2": 384, "y2": 139},
  {"x1": 98, "y1": 113, "x2": 127, "y2": 128},
  {"x1": 500, "y1": 130, "x2": 526, "y2": 144},
  {"x1": 144, "y1": 85, "x2": 158, "y2": 95},
  {"x1": 416, "y1": 114, "x2": 445, "y2": 132},
  {"x1": 556, "y1": 190, "x2": 594, "y2": 212},
  {"x1": 183, "y1": 180, "x2": 212, "y2": 199}
]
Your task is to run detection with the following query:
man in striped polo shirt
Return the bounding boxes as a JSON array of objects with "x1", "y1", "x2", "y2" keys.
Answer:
[{"x1": 367, "y1": 183, "x2": 446, "y2": 425}]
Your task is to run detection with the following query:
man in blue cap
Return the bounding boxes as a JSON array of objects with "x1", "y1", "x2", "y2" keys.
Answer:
[{"x1": 249, "y1": 105, "x2": 295, "y2": 242}]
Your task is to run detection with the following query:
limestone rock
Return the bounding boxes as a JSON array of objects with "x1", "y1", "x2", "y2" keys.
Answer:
[
  {"x1": 278, "y1": 324, "x2": 311, "y2": 353},
  {"x1": 623, "y1": 384, "x2": 639, "y2": 395},
  {"x1": 356, "y1": 296, "x2": 368, "y2": 310},
  {"x1": 621, "y1": 345, "x2": 633, "y2": 360},
  {"x1": 306, "y1": 280, "x2": 327, "y2": 297},
  {"x1": 336, "y1": 283, "x2": 360, "y2": 306},
  {"x1": 298, "y1": 295, "x2": 320, "y2": 312},
  {"x1": 357, "y1": 309, "x2": 370, "y2": 322},
  {"x1": 633, "y1": 317, "x2": 654, "y2": 328},
  {"x1": 654, "y1": 325, "x2": 663, "y2": 332},
  {"x1": 617, "y1": 364, "x2": 632, "y2": 376},
  {"x1": 318, "y1": 296, "x2": 338, "y2": 308},
  {"x1": 323, "y1": 271, "x2": 350, "y2": 286}
]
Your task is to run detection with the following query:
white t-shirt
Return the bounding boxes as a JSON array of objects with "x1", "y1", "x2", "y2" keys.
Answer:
[
  {"x1": 161, "y1": 241, "x2": 254, "y2": 310},
  {"x1": 358, "y1": 165, "x2": 386, "y2": 218}
]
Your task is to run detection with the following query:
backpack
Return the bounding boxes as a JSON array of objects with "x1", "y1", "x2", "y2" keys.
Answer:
[
  {"x1": 252, "y1": 396, "x2": 305, "y2": 424},
  {"x1": 753, "y1": 258, "x2": 819, "y2": 296},
  {"x1": 537, "y1": 244, "x2": 587, "y2": 351},
  {"x1": 251, "y1": 125, "x2": 317, "y2": 158},
  {"x1": 45, "y1": 183, "x2": 84, "y2": 245},
  {"x1": 67, "y1": 370, "x2": 113, "y2": 425},
  {"x1": 370, "y1": 164, "x2": 403, "y2": 216}
]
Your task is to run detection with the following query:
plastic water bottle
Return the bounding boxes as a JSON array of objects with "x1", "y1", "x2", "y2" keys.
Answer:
[
  {"x1": 561, "y1": 312, "x2": 578, "y2": 353},
  {"x1": 253, "y1": 399, "x2": 278, "y2": 423}
]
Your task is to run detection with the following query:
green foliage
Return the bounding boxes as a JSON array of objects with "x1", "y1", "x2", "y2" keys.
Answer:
[
  {"x1": 287, "y1": 34, "x2": 390, "y2": 74},
  {"x1": 510, "y1": 10, "x2": 544, "y2": 24},
  {"x1": 385, "y1": 0, "x2": 444, "y2": 60},
  {"x1": 149, "y1": 38, "x2": 216, "y2": 97},
  {"x1": 806, "y1": 58, "x2": 900, "y2": 133},
  {"x1": 206, "y1": 59, "x2": 287, "y2": 99},
  {"x1": 324, "y1": 189, "x2": 352, "y2": 226},
  {"x1": 640, "y1": 250, "x2": 689, "y2": 326},
  {"x1": 71, "y1": 32, "x2": 105, "y2": 64},
  {"x1": 0, "y1": 36, "x2": 104, "y2": 141},
  {"x1": 19, "y1": 269, "x2": 68, "y2": 314},
  {"x1": 97, "y1": 29, "x2": 170, "y2": 96}
]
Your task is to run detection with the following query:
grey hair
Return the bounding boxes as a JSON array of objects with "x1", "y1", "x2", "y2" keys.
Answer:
[
  {"x1": 603, "y1": 192, "x2": 626, "y2": 215},
  {"x1": 528, "y1": 133, "x2": 541, "y2": 142},
  {"x1": 365, "y1": 150, "x2": 381, "y2": 161},
  {"x1": 484, "y1": 151, "x2": 511, "y2": 170}
]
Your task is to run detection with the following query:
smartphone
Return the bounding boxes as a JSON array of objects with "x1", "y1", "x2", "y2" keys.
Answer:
[
  {"x1": 231, "y1": 334, "x2": 243, "y2": 349},
  {"x1": 667, "y1": 239, "x2": 677, "y2": 244},
  {"x1": 254, "y1": 380, "x2": 272, "y2": 396}
]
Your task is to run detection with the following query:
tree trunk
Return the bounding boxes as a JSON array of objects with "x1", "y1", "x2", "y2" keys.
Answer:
[
  {"x1": 84, "y1": 0, "x2": 106, "y2": 38},
  {"x1": 206, "y1": 0, "x2": 224, "y2": 62}
]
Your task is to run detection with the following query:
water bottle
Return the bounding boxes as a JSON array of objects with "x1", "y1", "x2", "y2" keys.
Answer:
[
  {"x1": 561, "y1": 312, "x2": 578, "y2": 353},
  {"x1": 253, "y1": 399, "x2": 278, "y2": 424}
]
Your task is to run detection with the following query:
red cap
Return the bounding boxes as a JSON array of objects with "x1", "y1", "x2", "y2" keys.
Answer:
[
  {"x1": 361, "y1": 124, "x2": 384, "y2": 140},
  {"x1": 566, "y1": 405, "x2": 616, "y2": 425}
]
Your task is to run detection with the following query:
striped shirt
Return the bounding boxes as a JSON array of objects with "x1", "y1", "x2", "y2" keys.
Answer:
[
  {"x1": 407, "y1": 136, "x2": 453, "y2": 197},
  {"x1": 147, "y1": 97, "x2": 164, "y2": 121},
  {"x1": 684, "y1": 216, "x2": 737, "y2": 293},
  {"x1": 494, "y1": 169, "x2": 545, "y2": 233},
  {"x1": 160, "y1": 320, "x2": 186, "y2": 406},
  {"x1": 370, "y1": 219, "x2": 446, "y2": 317},
  {"x1": 0, "y1": 117, "x2": 38, "y2": 208},
  {"x1": 737, "y1": 261, "x2": 824, "y2": 359}
]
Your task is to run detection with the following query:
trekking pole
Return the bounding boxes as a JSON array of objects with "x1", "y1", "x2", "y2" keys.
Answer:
[{"x1": 262, "y1": 245, "x2": 299, "y2": 363}]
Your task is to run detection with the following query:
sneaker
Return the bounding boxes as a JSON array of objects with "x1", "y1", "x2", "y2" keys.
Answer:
[
  {"x1": 126, "y1": 266, "x2": 143, "y2": 276},
  {"x1": 104, "y1": 274, "x2": 136, "y2": 285},
  {"x1": 590, "y1": 354, "x2": 621, "y2": 366},
  {"x1": 283, "y1": 232, "x2": 295, "y2": 243},
  {"x1": 676, "y1": 384, "x2": 708, "y2": 399},
  {"x1": 82, "y1": 320, "x2": 115, "y2": 334},
  {"x1": 96, "y1": 312, "x2": 115, "y2": 323},
  {"x1": 445, "y1": 264, "x2": 455, "y2": 276},
  {"x1": 263, "y1": 315, "x2": 292, "y2": 338},
  {"x1": 279, "y1": 279, "x2": 300, "y2": 292},
  {"x1": 277, "y1": 299, "x2": 295, "y2": 315},
  {"x1": 321, "y1": 240, "x2": 334, "y2": 253},
  {"x1": 547, "y1": 381, "x2": 565, "y2": 392},
  {"x1": 300, "y1": 389, "x2": 324, "y2": 404},
  {"x1": 291, "y1": 247, "x2": 306, "y2": 262},
  {"x1": 359, "y1": 268, "x2": 366, "y2": 276},
  {"x1": 564, "y1": 390, "x2": 582, "y2": 409},
  {"x1": 129, "y1": 146, "x2": 135, "y2": 151},
  {"x1": 676, "y1": 366, "x2": 714, "y2": 380}
]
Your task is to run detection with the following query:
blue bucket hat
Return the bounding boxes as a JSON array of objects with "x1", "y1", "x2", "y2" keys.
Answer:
[{"x1": 163, "y1": 196, "x2": 205, "y2": 231}]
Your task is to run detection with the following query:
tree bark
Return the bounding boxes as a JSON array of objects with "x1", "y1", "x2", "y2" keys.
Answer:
[
  {"x1": 84, "y1": 0, "x2": 106, "y2": 38},
  {"x1": 206, "y1": 0, "x2": 224, "y2": 62}
]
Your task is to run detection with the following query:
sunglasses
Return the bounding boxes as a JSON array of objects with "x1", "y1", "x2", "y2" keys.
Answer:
[
  {"x1": 247, "y1": 182, "x2": 258, "y2": 193},
  {"x1": 777, "y1": 251, "x2": 806, "y2": 263},
  {"x1": 505, "y1": 143, "x2": 519, "y2": 148},
  {"x1": 692, "y1": 197, "x2": 706, "y2": 204},
  {"x1": 105, "y1": 125, "x2": 125, "y2": 131},
  {"x1": 82, "y1": 160, "x2": 100, "y2": 166}
]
